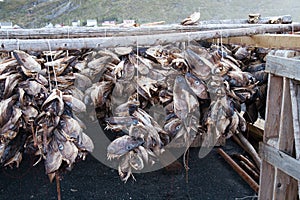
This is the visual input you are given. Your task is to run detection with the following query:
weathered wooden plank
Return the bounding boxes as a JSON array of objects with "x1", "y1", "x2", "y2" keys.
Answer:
[
  {"x1": 290, "y1": 80, "x2": 300, "y2": 160},
  {"x1": 246, "y1": 118, "x2": 265, "y2": 142},
  {"x1": 258, "y1": 160, "x2": 275, "y2": 199},
  {"x1": 265, "y1": 55, "x2": 300, "y2": 81},
  {"x1": 260, "y1": 143, "x2": 300, "y2": 181},
  {"x1": 220, "y1": 34, "x2": 300, "y2": 50},
  {"x1": 278, "y1": 78, "x2": 295, "y2": 154},
  {"x1": 0, "y1": 24, "x2": 299, "y2": 52},
  {"x1": 290, "y1": 79, "x2": 300, "y2": 198},
  {"x1": 264, "y1": 74, "x2": 283, "y2": 143},
  {"x1": 259, "y1": 73, "x2": 283, "y2": 199},
  {"x1": 274, "y1": 77, "x2": 298, "y2": 200}
]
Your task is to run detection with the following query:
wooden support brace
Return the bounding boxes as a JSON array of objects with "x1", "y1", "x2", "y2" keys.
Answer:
[
  {"x1": 259, "y1": 143, "x2": 300, "y2": 181},
  {"x1": 217, "y1": 148, "x2": 259, "y2": 193},
  {"x1": 265, "y1": 55, "x2": 300, "y2": 81},
  {"x1": 220, "y1": 34, "x2": 300, "y2": 50}
]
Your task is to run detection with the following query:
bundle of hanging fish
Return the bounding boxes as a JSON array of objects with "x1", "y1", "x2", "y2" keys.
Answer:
[
  {"x1": 75, "y1": 42, "x2": 268, "y2": 181},
  {"x1": 0, "y1": 50, "x2": 94, "y2": 181}
]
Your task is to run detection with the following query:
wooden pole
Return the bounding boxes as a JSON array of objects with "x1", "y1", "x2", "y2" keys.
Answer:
[
  {"x1": 239, "y1": 161, "x2": 260, "y2": 181},
  {"x1": 200, "y1": 15, "x2": 292, "y2": 24},
  {"x1": 1, "y1": 15, "x2": 291, "y2": 40},
  {"x1": 55, "y1": 172, "x2": 61, "y2": 200},
  {"x1": 233, "y1": 153, "x2": 259, "y2": 173},
  {"x1": 1, "y1": 24, "x2": 299, "y2": 52},
  {"x1": 0, "y1": 24, "x2": 262, "y2": 39},
  {"x1": 217, "y1": 148, "x2": 259, "y2": 193},
  {"x1": 236, "y1": 132, "x2": 262, "y2": 169}
]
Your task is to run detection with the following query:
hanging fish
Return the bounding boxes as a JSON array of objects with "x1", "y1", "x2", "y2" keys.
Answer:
[
  {"x1": 181, "y1": 12, "x2": 201, "y2": 25},
  {"x1": 184, "y1": 48, "x2": 213, "y2": 81},
  {"x1": 107, "y1": 135, "x2": 144, "y2": 159},
  {"x1": 13, "y1": 50, "x2": 42, "y2": 76}
]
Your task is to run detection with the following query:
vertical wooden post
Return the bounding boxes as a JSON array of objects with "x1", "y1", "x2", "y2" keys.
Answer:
[
  {"x1": 259, "y1": 74, "x2": 283, "y2": 199},
  {"x1": 259, "y1": 54, "x2": 300, "y2": 199},
  {"x1": 290, "y1": 80, "x2": 300, "y2": 198},
  {"x1": 273, "y1": 78, "x2": 298, "y2": 200}
]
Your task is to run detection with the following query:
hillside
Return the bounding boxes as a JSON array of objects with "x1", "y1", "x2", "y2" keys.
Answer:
[{"x1": 0, "y1": 0, "x2": 299, "y2": 28}]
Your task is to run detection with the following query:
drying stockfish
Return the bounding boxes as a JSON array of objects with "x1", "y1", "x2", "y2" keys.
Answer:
[
  {"x1": 0, "y1": 50, "x2": 94, "y2": 182},
  {"x1": 83, "y1": 42, "x2": 267, "y2": 181},
  {"x1": 0, "y1": 40, "x2": 268, "y2": 182},
  {"x1": 181, "y1": 12, "x2": 201, "y2": 25}
]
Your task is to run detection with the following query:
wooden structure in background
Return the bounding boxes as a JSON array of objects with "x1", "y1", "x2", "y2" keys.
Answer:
[{"x1": 259, "y1": 54, "x2": 300, "y2": 200}]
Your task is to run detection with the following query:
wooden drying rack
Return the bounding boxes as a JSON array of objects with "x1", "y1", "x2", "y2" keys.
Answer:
[{"x1": 1, "y1": 15, "x2": 300, "y2": 199}]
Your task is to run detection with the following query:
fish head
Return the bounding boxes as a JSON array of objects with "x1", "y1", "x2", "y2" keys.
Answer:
[
  {"x1": 185, "y1": 72, "x2": 209, "y2": 99},
  {"x1": 107, "y1": 135, "x2": 144, "y2": 159}
]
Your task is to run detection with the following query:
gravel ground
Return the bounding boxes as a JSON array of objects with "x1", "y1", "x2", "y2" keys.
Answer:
[{"x1": 0, "y1": 138, "x2": 257, "y2": 200}]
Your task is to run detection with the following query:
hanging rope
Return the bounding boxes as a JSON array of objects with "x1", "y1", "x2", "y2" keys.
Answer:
[
  {"x1": 136, "y1": 37, "x2": 139, "y2": 101},
  {"x1": 46, "y1": 39, "x2": 58, "y2": 90},
  {"x1": 220, "y1": 30, "x2": 224, "y2": 59}
]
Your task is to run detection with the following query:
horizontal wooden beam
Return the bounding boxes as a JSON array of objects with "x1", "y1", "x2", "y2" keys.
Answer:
[
  {"x1": 265, "y1": 55, "x2": 300, "y2": 81},
  {"x1": 259, "y1": 143, "x2": 300, "y2": 181},
  {"x1": 1, "y1": 24, "x2": 299, "y2": 52},
  {"x1": 200, "y1": 15, "x2": 292, "y2": 25},
  {"x1": 0, "y1": 24, "x2": 262, "y2": 39},
  {"x1": 0, "y1": 15, "x2": 292, "y2": 39},
  {"x1": 220, "y1": 34, "x2": 300, "y2": 50}
]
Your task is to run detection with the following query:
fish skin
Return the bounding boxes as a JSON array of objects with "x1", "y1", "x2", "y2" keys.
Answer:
[
  {"x1": 185, "y1": 72, "x2": 209, "y2": 99},
  {"x1": 184, "y1": 48, "x2": 212, "y2": 81},
  {"x1": 107, "y1": 135, "x2": 143, "y2": 158}
]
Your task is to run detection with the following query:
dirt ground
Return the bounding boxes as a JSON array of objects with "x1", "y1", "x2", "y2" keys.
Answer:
[{"x1": 0, "y1": 138, "x2": 257, "y2": 200}]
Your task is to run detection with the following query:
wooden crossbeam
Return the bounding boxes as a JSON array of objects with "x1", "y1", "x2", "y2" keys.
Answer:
[
  {"x1": 0, "y1": 24, "x2": 299, "y2": 52},
  {"x1": 0, "y1": 24, "x2": 262, "y2": 39},
  {"x1": 260, "y1": 143, "x2": 300, "y2": 181},
  {"x1": 0, "y1": 15, "x2": 293, "y2": 39},
  {"x1": 265, "y1": 55, "x2": 300, "y2": 81},
  {"x1": 221, "y1": 34, "x2": 300, "y2": 50}
]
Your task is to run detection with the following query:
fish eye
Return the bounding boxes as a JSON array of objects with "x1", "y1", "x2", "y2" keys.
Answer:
[
  {"x1": 126, "y1": 144, "x2": 134, "y2": 151},
  {"x1": 175, "y1": 125, "x2": 181, "y2": 130},
  {"x1": 58, "y1": 143, "x2": 64, "y2": 151},
  {"x1": 126, "y1": 145, "x2": 131, "y2": 150},
  {"x1": 195, "y1": 80, "x2": 200, "y2": 85}
]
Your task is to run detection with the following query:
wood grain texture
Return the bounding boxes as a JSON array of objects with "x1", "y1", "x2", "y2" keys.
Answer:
[
  {"x1": 0, "y1": 24, "x2": 299, "y2": 52},
  {"x1": 221, "y1": 34, "x2": 300, "y2": 50},
  {"x1": 260, "y1": 143, "x2": 300, "y2": 181},
  {"x1": 265, "y1": 55, "x2": 300, "y2": 81}
]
